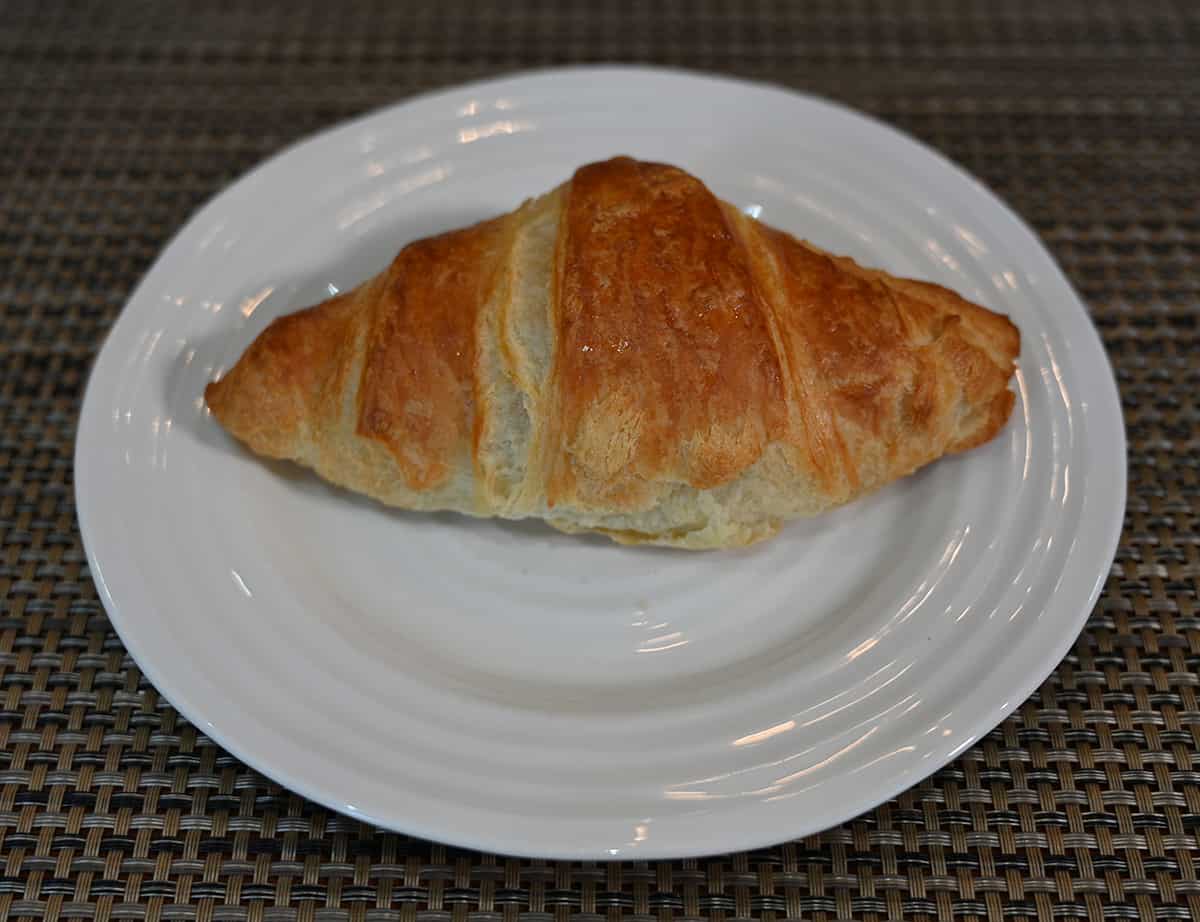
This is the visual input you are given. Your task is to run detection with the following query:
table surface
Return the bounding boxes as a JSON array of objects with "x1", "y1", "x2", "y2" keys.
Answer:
[{"x1": 2, "y1": 2, "x2": 1198, "y2": 920}]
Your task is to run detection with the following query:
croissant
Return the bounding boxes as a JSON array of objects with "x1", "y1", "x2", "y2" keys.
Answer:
[{"x1": 206, "y1": 157, "x2": 1019, "y2": 549}]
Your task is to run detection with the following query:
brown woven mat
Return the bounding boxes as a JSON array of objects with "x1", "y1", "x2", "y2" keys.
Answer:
[{"x1": 2, "y1": 1, "x2": 1198, "y2": 919}]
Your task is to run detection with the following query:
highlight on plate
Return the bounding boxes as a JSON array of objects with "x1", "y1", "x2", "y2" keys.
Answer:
[{"x1": 206, "y1": 157, "x2": 1020, "y2": 549}]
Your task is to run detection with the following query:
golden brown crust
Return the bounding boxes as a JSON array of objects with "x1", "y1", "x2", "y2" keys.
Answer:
[
  {"x1": 731, "y1": 212, "x2": 1019, "y2": 500},
  {"x1": 204, "y1": 157, "x2": 1021, "y2": 549},
  {"x1": 545, "y1": 158, "x2": 787, "y2": 511},
  {"x1": 204, "y1": 288, "x2": 360, "y2": 462},
  {"x1": 356, "y1": 216, "x2": 510, "y2": 491}
]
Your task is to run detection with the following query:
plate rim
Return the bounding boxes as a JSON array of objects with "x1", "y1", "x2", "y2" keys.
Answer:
[{"x1": 75, "y1": 65, "x2": 1127, "y2": 859}]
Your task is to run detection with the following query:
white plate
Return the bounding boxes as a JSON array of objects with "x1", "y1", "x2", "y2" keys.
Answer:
[{"x1": 76, "y1": 67, "x2": 1125, "y2": 860}]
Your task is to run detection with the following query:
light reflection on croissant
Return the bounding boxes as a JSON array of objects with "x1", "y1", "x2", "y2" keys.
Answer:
[{"x1": 205, "y1": 157, "x2": 1019, "y2": 549}]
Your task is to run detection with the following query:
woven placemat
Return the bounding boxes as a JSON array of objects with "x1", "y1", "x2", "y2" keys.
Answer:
[{"x1": 2, "y1": 1, "x2": 1198, "y2": 920}]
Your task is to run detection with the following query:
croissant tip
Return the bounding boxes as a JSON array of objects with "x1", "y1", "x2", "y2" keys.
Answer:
[{"x1": 203, "y1": 378, "x2": 225, "y2": 415}]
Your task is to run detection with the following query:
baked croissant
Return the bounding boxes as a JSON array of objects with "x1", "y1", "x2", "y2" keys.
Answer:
[{"x1": 206, "y1": 157, "x2": 1019, "y2": 549}]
